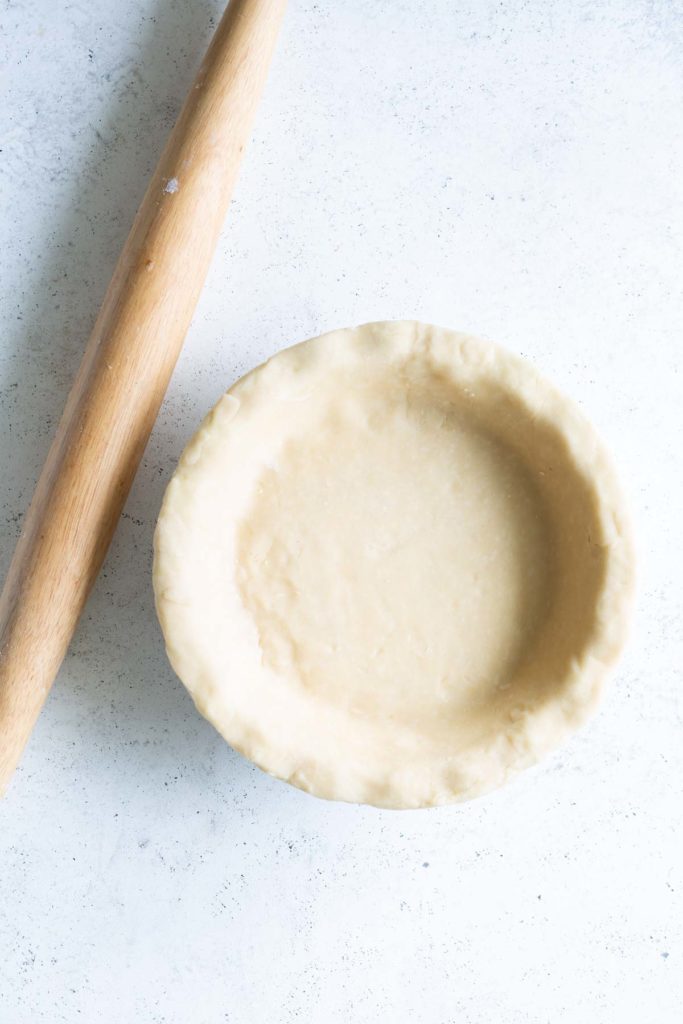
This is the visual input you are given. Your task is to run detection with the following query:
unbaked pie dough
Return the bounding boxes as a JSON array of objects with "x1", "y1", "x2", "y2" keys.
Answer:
[{"x1": 153, "y1": 322, "x2": 634, "y2": 807}]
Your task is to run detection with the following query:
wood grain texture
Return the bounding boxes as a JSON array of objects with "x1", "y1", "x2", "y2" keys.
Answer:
[{"x1": 0, "y1": 0, "x2": 287, "y2": 792}]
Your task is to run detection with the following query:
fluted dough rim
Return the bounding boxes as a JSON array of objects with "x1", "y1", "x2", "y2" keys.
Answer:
[{"x1": 153, "y1": 322, "x2": 635, "y2": 808}]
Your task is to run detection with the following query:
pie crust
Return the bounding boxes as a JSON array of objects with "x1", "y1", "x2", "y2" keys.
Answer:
[{"x1": 153, "y1": 322, "x2": 634, "y2": 807}]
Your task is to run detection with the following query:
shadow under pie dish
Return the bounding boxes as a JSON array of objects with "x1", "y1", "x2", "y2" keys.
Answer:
[{"x1": 153, "y1": 321, "x2": 635, "y2": 808}]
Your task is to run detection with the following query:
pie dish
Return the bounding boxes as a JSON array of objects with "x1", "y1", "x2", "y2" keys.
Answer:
[{"x1": 153, "y1": 321, "x2": 634, "y2": 807}]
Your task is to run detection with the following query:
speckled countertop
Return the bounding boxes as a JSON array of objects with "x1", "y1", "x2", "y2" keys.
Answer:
[{"x1": 1, "y1": 1, "x2": 682, "y2": 1021}]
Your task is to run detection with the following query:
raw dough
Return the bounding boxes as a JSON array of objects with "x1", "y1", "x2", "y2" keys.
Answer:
[{"x1": 154, "y1": 322, "x2": 634, "y2": 807}]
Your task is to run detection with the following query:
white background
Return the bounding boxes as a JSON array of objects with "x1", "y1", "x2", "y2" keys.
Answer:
[{"x1": 1, "y1": 1, "x2": 682, "y2": 1021}]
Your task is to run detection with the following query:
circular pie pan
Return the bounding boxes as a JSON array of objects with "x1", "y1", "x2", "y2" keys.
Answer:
[{"x1": 153, "y1": 321, "x2": 634, "y2": 807}]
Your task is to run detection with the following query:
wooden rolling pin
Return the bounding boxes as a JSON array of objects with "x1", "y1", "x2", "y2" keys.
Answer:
[{"x1": 0, "y1": 0, "x2": 287, "y2": 792}]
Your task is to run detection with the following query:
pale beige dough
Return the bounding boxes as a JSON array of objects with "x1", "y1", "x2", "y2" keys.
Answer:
[{"x1": 154, "y1": 322, "x2": 634, "y2": 807}]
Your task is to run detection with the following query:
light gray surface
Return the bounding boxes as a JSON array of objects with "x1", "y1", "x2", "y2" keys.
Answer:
[{"x1": 1, "y1": 1, "x2": 682, "y2": 1021}]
